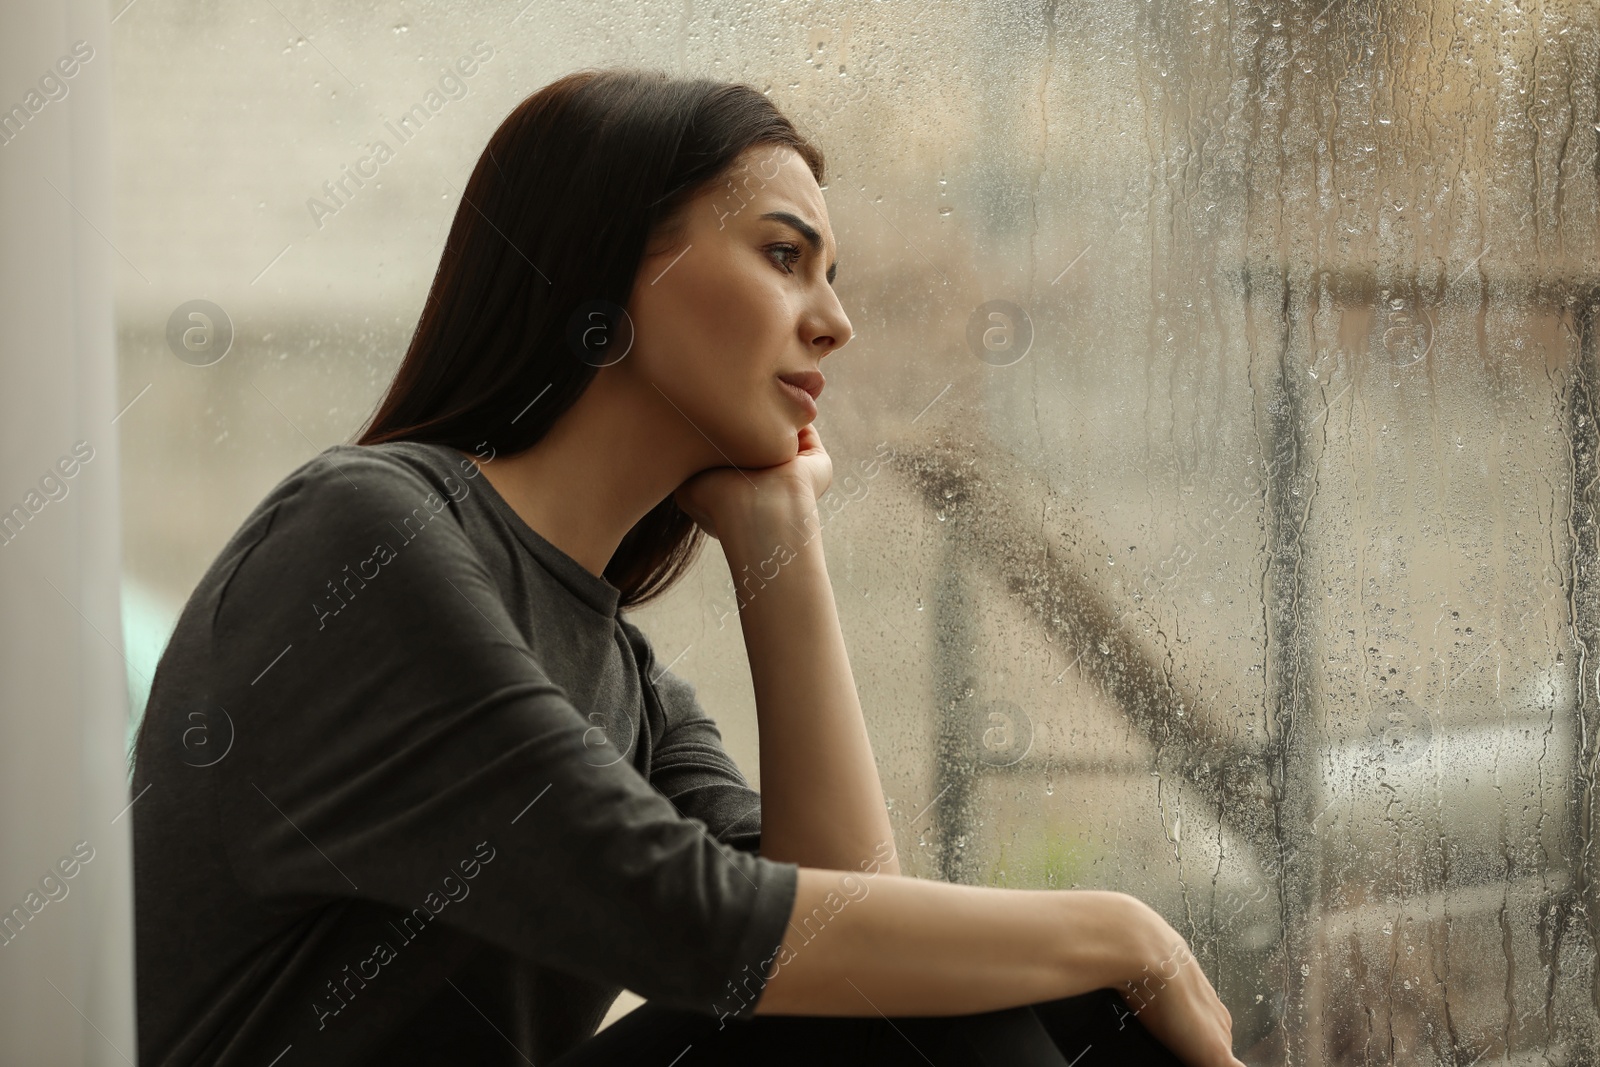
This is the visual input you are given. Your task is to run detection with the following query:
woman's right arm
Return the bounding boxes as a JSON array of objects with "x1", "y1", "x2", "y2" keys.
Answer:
[{"x1": 754, "y1": 867, "x2": 1246, "y2": 1067}]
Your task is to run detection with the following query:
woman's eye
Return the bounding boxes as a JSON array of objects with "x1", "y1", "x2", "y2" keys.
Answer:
[{"x1": 766, "y1": 242, "x2": 802, "y2": 273}]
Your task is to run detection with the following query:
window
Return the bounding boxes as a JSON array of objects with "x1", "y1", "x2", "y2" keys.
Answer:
[{"x1": 116, "y1": 3, "x2": 1600, "y2": 1062}]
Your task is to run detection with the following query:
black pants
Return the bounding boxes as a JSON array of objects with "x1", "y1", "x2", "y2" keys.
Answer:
[{"x1": 548, "y1": 987, "x2": 1187, "y2": 1066}]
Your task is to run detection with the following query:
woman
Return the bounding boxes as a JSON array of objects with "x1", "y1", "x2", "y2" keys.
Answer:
[{"x1": 130, "y1": 68, "x2": 1244, "y2": 1066}]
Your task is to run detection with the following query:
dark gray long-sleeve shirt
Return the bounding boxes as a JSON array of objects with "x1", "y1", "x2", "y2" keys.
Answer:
[{"x1": 131, "y1": 440, "x2": 799, "y2": 1065}]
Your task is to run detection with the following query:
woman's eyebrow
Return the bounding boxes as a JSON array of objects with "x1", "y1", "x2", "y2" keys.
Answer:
[{"x1": 759, "y1": 209, "x2": 839, "y2": 284}]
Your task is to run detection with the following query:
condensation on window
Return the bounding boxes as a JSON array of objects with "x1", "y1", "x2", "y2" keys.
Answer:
[{"x1": 116, "y1": 2, "x2": 1600, "y2": 1063}]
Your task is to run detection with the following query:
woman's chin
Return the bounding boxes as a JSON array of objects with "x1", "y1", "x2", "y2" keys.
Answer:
[
  {"x1": 777, "y1": 421, "x2": 812, "y2": 458},
  {"x1": 730, "y1": 426, "x2": 803, "y2": 469}
]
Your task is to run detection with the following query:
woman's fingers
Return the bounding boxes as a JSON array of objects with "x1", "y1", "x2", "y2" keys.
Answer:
[{"x1": 1130, "y1": 961, "x2": 1241, "y2": 1067}]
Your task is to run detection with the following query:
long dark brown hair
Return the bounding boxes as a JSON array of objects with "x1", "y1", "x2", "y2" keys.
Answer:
[{"x1": 356, "y1": 67, "x2": 825, "y2": 609}]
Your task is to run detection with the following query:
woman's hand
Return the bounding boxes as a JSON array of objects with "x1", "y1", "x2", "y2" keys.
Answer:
[
  {"x1": 1117, "y1": 898, "x2": 1247, "y2": 1067},
  {"x1": 673, "y1": 424, "x2": 832, "y2": 541}
]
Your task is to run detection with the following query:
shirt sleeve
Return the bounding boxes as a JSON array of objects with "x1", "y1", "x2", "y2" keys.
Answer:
[
  {"x1": 622, "y1": 621, "x2": 765, "y2": 856},
  {"x1": 210, "y1": 448, "x2": 798, "y2": 1020}
]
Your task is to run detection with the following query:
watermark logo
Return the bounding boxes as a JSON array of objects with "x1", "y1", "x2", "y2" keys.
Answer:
[
  {"x1": 709, "y1": 145, "x2": 787, "y2": 229},
  {"x1": 565, "y1": 300, "x2": 634, "y2": 368},
  {"x1": 709, "y1": 838, "x2": 897, "y2": 1027},
  {"x1": 0, "y1": 840, "x2": 95, "y2": 949},
  {"x1": 1112, "y1": 939, "x2": 1202, "y2": 1031},
  {"x1": 970, "y1": 698, "x2": 1033, "y2": 767},
  {"x1": 180, "y1": 706, "x2": 235, "y2": 768},
  {"x1": 579, "y1": 710, "x2": 635, "y2": 768},
  {"x1": 966, "y1": 300, "x2": 1033, "y2": 367},
  {"x1": 311, "y1": 840, "x2": 496, "y2": 1031},
  {"x1": 305, "y1": 42, "x2": 495, "y2": 231},
  {"x1": 0, "y1": 40, "x2": 94, "y2": 150},
  {"x1": 1369, "y1": 696, "x2": 1431, "y2": 765},
  {"x1": 310, "y1": 472, "x2": 476, "y2": 631},
  {"x1": 0, "y1": 440, "x2": 96, "y2": 550},
  {"x1": 704, "y1": 441, "x2": 895, "y2": 629},
  {"x1": 165, "y1": 299, "x2": 234, "y2": 366},
  {"x1": 1380, "y1": 291, "x2": 1433, "y2": 369}
]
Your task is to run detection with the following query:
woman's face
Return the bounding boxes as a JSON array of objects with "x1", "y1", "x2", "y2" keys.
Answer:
[{"x1": 619, "y1": 144, "x2": 852, "y2": 470}]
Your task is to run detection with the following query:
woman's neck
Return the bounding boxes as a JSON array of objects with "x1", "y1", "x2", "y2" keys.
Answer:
[{"x1": 461, "y1": 374, "x2": 699, "y2": 579}]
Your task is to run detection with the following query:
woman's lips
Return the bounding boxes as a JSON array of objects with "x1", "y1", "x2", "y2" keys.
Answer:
[
  {"x1": 777, "y1": 370, "x2": 825, "y2": 399},
  {"x1": 777, "y1": 377, "x2": 819, "y2": 418}
]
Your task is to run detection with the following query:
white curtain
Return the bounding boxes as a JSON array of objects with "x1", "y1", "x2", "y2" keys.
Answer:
[{"x1": 0, "y1": 0, "x2": 133, "y2": 1062}]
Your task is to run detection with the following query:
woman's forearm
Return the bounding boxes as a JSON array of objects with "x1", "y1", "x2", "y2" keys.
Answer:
[
  {"x1": 721, "y1": 500, "x2": 900, "y2": 875},
  {"x1": 753, "y1": 867, "x2": 1154, "y2": 1018}
]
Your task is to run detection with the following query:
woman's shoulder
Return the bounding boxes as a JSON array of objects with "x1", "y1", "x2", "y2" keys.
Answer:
[
  {"x1": 224, "y1": 440, "x2": 487, "y2": 545},
  {"x1": 191, "y1": 442, "x2": 487, "y2": 630},
  {"x1": 275, "y1": 440, "x2": 476, "y2": 505},
  {"x1": 135, "y1": 445, "x2": 480, "y2": 741}
]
